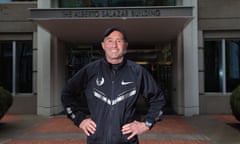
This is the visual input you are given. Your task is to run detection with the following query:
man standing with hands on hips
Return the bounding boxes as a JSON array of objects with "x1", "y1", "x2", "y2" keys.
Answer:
[{"x1": 61, "y1": 26, "x2": 165, "y2": 144}]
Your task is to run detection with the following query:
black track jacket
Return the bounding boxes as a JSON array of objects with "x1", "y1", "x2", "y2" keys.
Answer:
[{"x1": 61, "y1": 58, "x2": 165, "y2": 144}]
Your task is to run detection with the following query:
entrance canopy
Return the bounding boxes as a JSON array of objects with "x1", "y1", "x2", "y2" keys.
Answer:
[{"x1": 30, "y1": 6, "x2": 193, "y2": 44}]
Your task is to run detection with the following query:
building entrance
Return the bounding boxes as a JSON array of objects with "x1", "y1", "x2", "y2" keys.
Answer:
[{"x1": 67, "y1": 43, "x2": 173, "y2": 114}]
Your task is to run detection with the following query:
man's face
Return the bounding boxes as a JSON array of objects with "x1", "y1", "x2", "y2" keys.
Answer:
[{"x1": 101, "y1": 30, "x2": 128, "y2": 64}]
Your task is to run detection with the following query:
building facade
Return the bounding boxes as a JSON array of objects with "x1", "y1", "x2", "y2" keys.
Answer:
[
  {"x1": 198, "y1": 0, "x2": 240, "y2": 114},
  {"x1": 0, "y1": 2, "x2": 37, "y2": 114},
  {"x1": 0, "y1": 0, "x2": 239, "y2": 116}
]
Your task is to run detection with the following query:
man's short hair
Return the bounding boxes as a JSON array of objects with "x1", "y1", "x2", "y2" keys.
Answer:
[{"x1": 102, "y1": 26, "x2": 128, "y2": 42}]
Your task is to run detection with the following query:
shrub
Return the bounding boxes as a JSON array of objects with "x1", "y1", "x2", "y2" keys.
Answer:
[
  {"x1": 230, "y1": 85, "x2": 240, "y2": 121},
  {"x1": 0, "y1": 86, "x2": 13, "y2": 120}
]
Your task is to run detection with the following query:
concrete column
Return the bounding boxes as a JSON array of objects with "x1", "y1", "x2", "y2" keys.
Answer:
[
  {"x1": 182, "y1": 0, "x2": 199, "y2": 116},
  {"x1": 51, "y1": 38, "x2": 67, "y2": 114},
  {"x1": 172, "y1": 33, "x2": 184, "y2": 115},
  {"x1": 37, "y1": 0, "x2": 52, "y2": 115}
]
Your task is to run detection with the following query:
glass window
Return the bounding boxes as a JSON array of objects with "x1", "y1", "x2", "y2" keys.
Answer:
[
  {"x1": 0, "y1": 41, "x2": 13, "y2": 91},
  {"x1": 59, "y1": 0, "x2": 176, "y2": 7},
  {"x1": 0, "y1": 40, "x2": 33, "y2": 94},
  {"x1": 204, "y1": 39, "x2": 240, "y2": 93},
  {"x1": 204, "y1": 40, "x2": 222, "y2": 92},
  {"x1": 226, "y1": 40, "x2": 240, "y2": 92},
  {"x1": 15, "y1": 41, "x2": 33, "y2": 93}
]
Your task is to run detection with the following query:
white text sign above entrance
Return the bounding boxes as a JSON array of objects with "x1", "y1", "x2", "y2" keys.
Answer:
[
  {"x1": 62, "y1": 8, "x2": 162, "y2": 18},
  {"x1": 30, "y1": 6, "x2": 193, "y2": 19}
]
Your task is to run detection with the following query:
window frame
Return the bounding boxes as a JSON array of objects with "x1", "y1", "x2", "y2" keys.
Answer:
[
  {"x1": 0, "y1": 40, "x2": 33, "y2": 96},
  {"x1": 204, "y1": 38, "x2": 240, "y2": 94}
]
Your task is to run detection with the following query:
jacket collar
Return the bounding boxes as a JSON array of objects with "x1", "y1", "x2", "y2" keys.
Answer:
[{"x1": 103, "y1": 57, "x2": 127, "y2": 71}]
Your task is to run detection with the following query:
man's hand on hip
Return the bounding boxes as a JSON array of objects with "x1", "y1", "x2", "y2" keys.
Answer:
[
  {"x1": 79, "y1": 118, "x2": 96, "y2": 136},
  {"x1": 121, "y1": 120, "x2": 150, "y2": 140}
]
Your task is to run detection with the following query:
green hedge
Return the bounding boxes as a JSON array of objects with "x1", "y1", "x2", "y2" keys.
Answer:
[
  {"x1": 230, "y1": 85, "x2": 240, "y2": 121},
  {"x1": 0, "y1": 87, "x2": 13, "y2": 119}
]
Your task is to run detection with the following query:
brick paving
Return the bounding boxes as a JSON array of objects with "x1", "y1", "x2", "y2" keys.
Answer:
[
  {"x1": 212, "y1": 115, "x2": 240, "y2": 124},
  {"x1": 1, "y1": 114, "x2": 239, "y2": 144},
  {"x1": 28, "y1": 116, "x2": 82, "y2": 134},
  {"x1": 6, "y1": 140, "x2": 209, "y2": 144},
  {"x1": 0, "y1": 115, "x2": 23, "y2": 123}
]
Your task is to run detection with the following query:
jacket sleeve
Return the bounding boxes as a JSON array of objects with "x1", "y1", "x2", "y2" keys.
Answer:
[
  {"x1": 61, "y1": 67, "x2": 88, "y2": 127},
  {"x1": 141, "y1": 68, "x2": 165, "y2": 125}
]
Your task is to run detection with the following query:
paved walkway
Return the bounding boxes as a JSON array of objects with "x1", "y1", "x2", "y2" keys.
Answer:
[{"x1": 0, "y1": 114, "x2": 239, "y2": 144}]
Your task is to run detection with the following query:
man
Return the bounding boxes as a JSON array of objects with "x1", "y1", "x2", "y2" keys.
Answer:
[{"x1": 61, "y1": 26, "x2": 165, "y2": 144}]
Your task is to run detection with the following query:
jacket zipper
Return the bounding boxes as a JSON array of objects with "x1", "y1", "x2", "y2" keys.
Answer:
[{"x1": 107, "y1": 69, "x2": 116, "y2": 143}]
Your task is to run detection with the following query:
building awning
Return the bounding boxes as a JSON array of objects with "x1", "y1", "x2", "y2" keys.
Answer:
[{"x1": 30, "y1": 6, "x2": 193, "y2": 44}]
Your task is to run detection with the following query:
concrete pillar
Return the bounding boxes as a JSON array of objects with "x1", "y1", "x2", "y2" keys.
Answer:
[
  {"x1": 182, "y1": 0, "x2": 199, "y2": 116},
  {"x1": 51, "y1": 38, "x2": 66, "y2": 114},
  {"x1": 37, "y1": 0, "x2": 52, "y2": 115},
  {"x1": 172, "y1": 33, "x2": 184, "y2": 115}
]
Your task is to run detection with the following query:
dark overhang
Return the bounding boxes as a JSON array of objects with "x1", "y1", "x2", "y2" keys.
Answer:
[{"x1": 30, "y1": 6, "x2": 193, "y2": 44}]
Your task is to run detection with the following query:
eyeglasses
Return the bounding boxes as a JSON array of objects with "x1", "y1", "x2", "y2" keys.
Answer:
[{"x1": 104, "y1": 39, "x2": 125, "y2": 45}]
